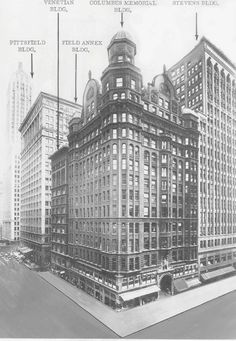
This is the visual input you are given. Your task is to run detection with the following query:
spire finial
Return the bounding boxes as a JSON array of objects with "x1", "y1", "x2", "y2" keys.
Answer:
[
  {"x1": 120, "y1": 12, "x2": 124, "y2": 28},
  {"x1": 88, "y1": 70, "x2": 92, "y2": 80},
  {"x1": 163, "y1": 64, "x2": 167, "y2": 74}
]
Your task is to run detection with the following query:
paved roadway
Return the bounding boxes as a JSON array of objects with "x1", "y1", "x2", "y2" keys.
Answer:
[
  {"x1": 128, "y1": 290, "x2": 236, "y2": 339},
  {"x1": 0, "y1": 251, "x2": 236, "y2": 339},
  {"x1": 0, "y1": 253, "x2": 117, "y2": 338}
]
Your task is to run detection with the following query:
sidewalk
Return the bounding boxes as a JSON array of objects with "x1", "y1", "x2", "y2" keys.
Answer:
[{"x1": 38, "y1": 271, "x2": 236, "y2": 338}]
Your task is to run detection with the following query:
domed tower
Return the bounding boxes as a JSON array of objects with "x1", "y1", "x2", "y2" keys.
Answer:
[
  {"x1": 101, "y1": 30, "x2": 143, "y2": 104},
  {"x1": 107, "y1": 30, "x2": 136, "y2": 65}
]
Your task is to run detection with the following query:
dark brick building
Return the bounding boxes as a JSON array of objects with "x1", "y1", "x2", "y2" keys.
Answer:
[{"x1": 51, "y1": 30, "x2": 200, "y2": 309}]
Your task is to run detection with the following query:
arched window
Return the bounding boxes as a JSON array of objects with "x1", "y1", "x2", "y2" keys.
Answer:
[
  {"x1": 135, "y1": 146, "x2": 139, "y2": 157},
  {"x1": 220, "y1": 69, "x2": 225, "y2": 87},
  {"x1": 129, "y1": 144, "x2": 134, "y2": 156},
  {"x1": 113, "y1": 93, "x2": 118, "y2": 100},
  {"x1": 214, "y1": 64, "x2": 219, "y2": 82},
  {"x1": 122, "y1": 143, "x2": 127, "y2": 154},
  {"x1": 178, "y1": 160, "x2": 183, "y2": 169},
  {"x1": 207, "y1": 57, "x2": 212, "y2": 74}
]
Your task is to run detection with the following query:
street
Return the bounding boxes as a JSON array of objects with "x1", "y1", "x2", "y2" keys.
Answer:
[
  {"x1": 0, "y1": 250, "x2": 236, "y2": 339},
  {"x1": 129, "y1": 290, "x2": 236, "y2": 339},
  {"x1": 0, "y1": 252, "x2": 117, "y2": 338}
]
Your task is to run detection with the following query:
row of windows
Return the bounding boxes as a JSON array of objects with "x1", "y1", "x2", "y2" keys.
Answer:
[
  {"x1": 200, "y1": 252, "x2": 236, "y2": 267},
  {"x1": 103, "y1": 112, "x2": 140, "y2": 126},
  {"x1": 171, "y1": 60, "x2": 202, "y2": 79},
  {"x1": 200, "y1": 236, "x2": 236, "y2": 248},
  {"x1": 187, "y1": 72, "x2": 202, "y2": 87},
  {"x1": 71, "y1": 201, "x2": 196, "y2": 219},
  {"x1": 106, "y1": 77, "x2": 137, "y2": 90},
  {"x1": 111, "y1": 91, "x2": 139, "y2": 103}
]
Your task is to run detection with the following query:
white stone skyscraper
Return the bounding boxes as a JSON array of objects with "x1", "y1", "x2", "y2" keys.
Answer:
[
  {"x1": 168, "y1": 37, "x2": 236, "y2": 281},
  {"x1": 2, "y1": 62, "x2": 32, "y2": 241}
]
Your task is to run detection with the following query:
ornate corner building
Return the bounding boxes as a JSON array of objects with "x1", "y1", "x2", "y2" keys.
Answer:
[{"x1": 51, "y1": 30, "x2": 200, "y2": 310}]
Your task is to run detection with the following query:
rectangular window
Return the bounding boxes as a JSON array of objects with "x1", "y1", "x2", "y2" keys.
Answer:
[
  {"x1": 113, "y1": 113, "x2": 117, "y2": 123},
  {"x1": 122, "y1": 113, "x2": 126, "y2": 122},
  {"x1": 162, "y1": 154, "x2": 167, "y2": 163},
  {"x1": 144, "y1": 165, "x2": 149, "y2": 175},
  {"x1": 122, "y1": 158, "x2": 127, "y2": 170},
  {"x1": 113, "y1": 174, "x2": 117, "y2": 186},
  {"x1": 131, "y1": 79, "x2": 136, "y2": 90},
  {"x1": 161, "y1": 194, "x2": 167, "y2": 203},
  {"x1": 116, "y1": 78, "x2": 123, "y2": 87},
  {"x1": 151, "y1": 167, "x2": 156, "y2": 177},
  {"x1": 129, "y1": 175, "x2": 134, "y2": 186},
  {"x1": 164, "y1": 101, "x2": 169, "y2": 109},
  {"x1": 144, "y1": 207, "x2": 149, "y2": 217},
  {"x1": 122, "y1": 174, "x2": 126, "y2": 185},
  {"x1": 159, "y1": 97, "x2": 164, "y2": 107},
  {"x1": 113, "y1": 159, "x2": 117, "y2": 170},
  {"x1": 162, "y1": 168, "x2": 167, "y2": 177},
  {"x1": 113, "y1": 129, "x2": 117, "y2": 138}
]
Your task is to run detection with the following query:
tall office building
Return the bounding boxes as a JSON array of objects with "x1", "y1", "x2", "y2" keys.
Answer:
[
  {"x1": 19, "y1": 92, "x2": 82, "y2": 267},
  {"x1": 52, "y1": 30, "x2": 200, "y2": 310},
  {"x1": 50, "y1": 147, "x2": 70, "y2": 273},
  {"x1": 2, "y1": 62, "x2": 32, "y2": 241},
  {"x1": 168, "y1": 37, "x2": 236, "y2": 281}
]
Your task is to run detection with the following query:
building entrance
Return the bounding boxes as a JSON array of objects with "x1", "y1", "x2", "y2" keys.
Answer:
[{"x1": 160, "y1": 274, "x2": 172, "y2": 295}]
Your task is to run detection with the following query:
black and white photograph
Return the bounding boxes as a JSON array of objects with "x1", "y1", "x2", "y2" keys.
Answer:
[{"x1": 0, "y1": 0, "x2": 236, "y2": 339}]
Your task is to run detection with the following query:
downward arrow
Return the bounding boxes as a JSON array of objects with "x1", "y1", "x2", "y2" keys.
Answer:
[
  {"x1": 195, "y1": 12, "x2": 199, "y2": 40},
  {"x1": 74, "y1": 54, "x2": 78, "y2": 103},
  {"x1": 30, "y1": 53, "x2": 34, "y2": 78}
]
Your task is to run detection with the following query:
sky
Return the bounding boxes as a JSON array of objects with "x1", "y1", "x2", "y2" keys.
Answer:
[{"x1": 0, "y1": 0, "x2": 236, "y2": 179}]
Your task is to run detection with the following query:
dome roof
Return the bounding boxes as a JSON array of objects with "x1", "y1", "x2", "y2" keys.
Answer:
[
  {"x1": 152, "y1": 74, "x2": 169, "y2": 91},
  {"x1": 107, "y1": 30, "x2": 137, "y2": 61},
  {"x1": 110, "y1": 30, "x2": 134, "y2": 45},
  {"x1": 152, "y1": 70, "x2": 176, "y2": 98}
]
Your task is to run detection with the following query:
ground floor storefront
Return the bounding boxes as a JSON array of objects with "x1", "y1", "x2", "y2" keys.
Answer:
[
  {"x1": 52, "y1": 269, "x2": 162, "y2": 310},
  {"x1": 49, "y1": 257, "x2": 206, "y2": 310},
  {"x1": 49, "y1": 265, "x2": 202, "y2": 310}
]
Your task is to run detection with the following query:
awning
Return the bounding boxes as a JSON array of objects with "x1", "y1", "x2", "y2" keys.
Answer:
[
  {"x1": 173, "y1": 278, "x2": 188, "y2": 292},
  {"x1": 201, "y1": 266, "x2": 236, "y2": 281},
  {"x1": 185, "y1": 277, "x2": 201, "y2": 288},
  {"x1": 120, "y1": 285, "x2": 160, "y2": 302},
  {"x1": 19, "y1": 247, "x2": 33, "y2": 254}
]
